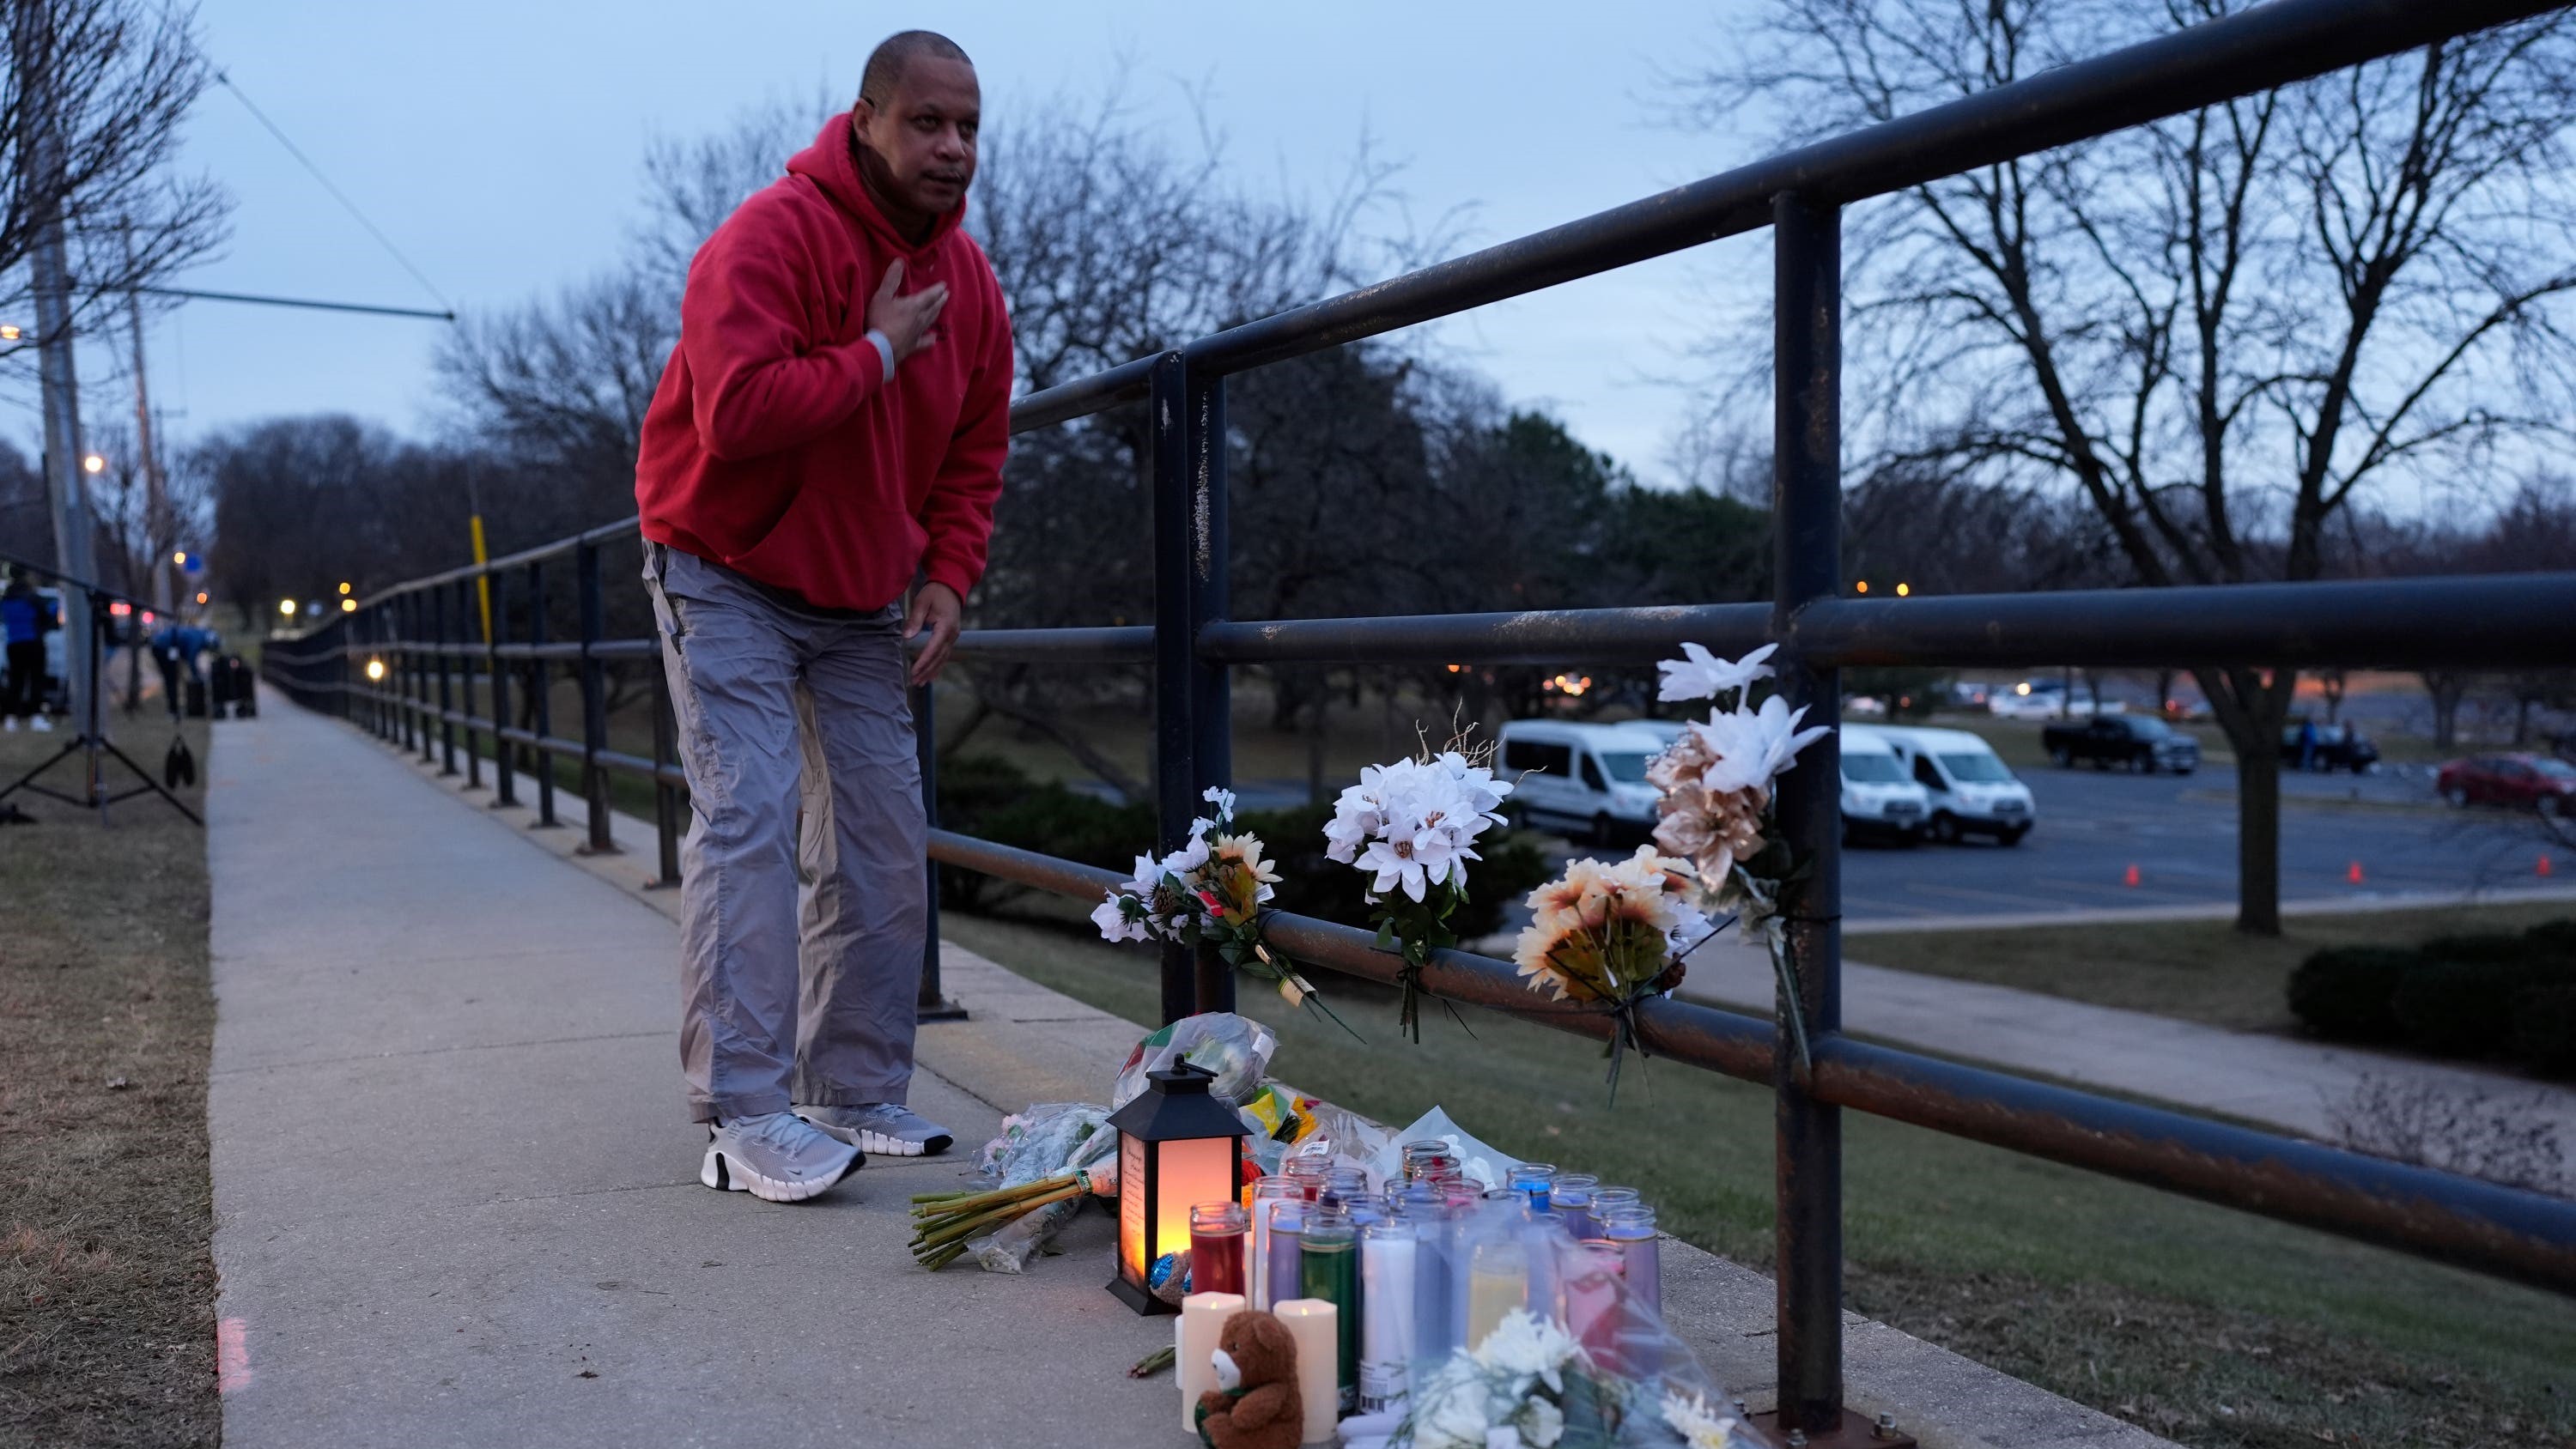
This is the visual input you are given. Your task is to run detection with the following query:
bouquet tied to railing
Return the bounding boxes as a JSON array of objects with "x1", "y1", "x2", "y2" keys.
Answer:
[
  {"x1": 1322, "y1": 740, "x2": 1516, "y2": 1041},
  {"x1": 1092, "y1": 787, "x2": 1349, "y2": 1031},
  {"x1": 1643, "y1": 642, "x2": 1832, "y2": 1066}
]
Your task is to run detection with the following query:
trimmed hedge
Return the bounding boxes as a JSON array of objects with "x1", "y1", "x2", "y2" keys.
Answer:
[
  {"x1": 934, "y1": 755, "x2": 1558, "y2": 941},
  {"x1": 2287, "y1": 919, "x2": 2576, "y2": 1078}
]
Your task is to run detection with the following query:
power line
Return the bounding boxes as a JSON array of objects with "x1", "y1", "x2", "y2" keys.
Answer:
[
  {"x1": 136, "y1": 286, "x2": 453, "y2": 322},
  {"x1": 213, "y1": 70, "x2": 454, "y2": 312}
]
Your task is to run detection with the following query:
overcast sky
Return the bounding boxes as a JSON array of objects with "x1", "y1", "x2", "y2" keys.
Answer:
[{"x1": 37, "y1": 1, "x2": 1771, "y2": 490}]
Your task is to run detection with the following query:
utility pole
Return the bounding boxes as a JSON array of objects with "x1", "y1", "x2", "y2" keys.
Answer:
[
  {"x1": 125, "y1": 221, "x2": 172, "y2": 614},
  {"x1": 21, "y1": 13, "x2": 98, "y2": 720}
]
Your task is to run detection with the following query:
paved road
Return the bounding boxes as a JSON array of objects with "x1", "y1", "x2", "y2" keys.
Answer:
[{"x1": 1838, "y1": 763, "x2": 2561, "y2": 923}]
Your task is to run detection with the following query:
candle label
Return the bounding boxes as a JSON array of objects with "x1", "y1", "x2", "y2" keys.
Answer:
[{"x1": 1359, "y1": 1360, "x2": 1408, "y2": 1414}]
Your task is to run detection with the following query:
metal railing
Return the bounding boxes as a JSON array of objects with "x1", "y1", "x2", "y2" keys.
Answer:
[{"x1": 263, "y1": 0, "x2": 2576, "y2": 1434}]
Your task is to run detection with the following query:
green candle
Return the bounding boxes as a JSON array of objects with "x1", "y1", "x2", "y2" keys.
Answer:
[{"x1": 1300, "y1": 1205, "x2": 1359, "y2": 1414}]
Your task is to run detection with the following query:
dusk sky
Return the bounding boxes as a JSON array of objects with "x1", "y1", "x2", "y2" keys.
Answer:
[{"x1": 41, "y1": 1, "x2": 1771, "y2": 494}]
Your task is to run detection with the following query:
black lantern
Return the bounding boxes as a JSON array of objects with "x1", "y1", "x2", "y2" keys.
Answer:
[{"x1": 1106, "y1": 1060, "x2": 1250, "y2": 1314}]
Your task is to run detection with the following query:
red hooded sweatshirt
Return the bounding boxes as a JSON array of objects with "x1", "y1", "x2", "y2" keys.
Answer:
[{"x1": 634, "y1": 112, "x2": 1012, "y2": 613}]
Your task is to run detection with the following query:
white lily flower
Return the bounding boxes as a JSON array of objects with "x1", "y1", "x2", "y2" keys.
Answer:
[
  {"x1": 1657, "y1": 641, "x2": 1778, "y2": 703},
  {"x1": 1200, "y1": 785, "x2": 1238, "y2": 822},
  {"x1": 1359, "y1": 837, "x2": 1433, "y2": 901},
  {"x1": 1090, "y1": 894, "x2": 1150, "y2": 944},
  {"x1": 1689, "y1": 694, "x2": 1832, "y2": 797}
]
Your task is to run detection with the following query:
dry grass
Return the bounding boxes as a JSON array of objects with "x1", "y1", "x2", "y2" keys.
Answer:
[
  {"x1": 1850, "y1": 900, "x2": 2576, "y2": 1032},
  {"x1": 0, "y1": 716, "x2": 217, "y2": 1449}
]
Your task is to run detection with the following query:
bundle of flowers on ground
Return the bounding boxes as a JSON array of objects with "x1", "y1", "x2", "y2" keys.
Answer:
[
  {"x1": 1323, "y1": 739, "x2": 1516, "y2": 1040},
  {"x1": 1092, "y1": 787, "x2": 1347, "y2": 1030},
  {"x1": 1512, "y1": 845, "x2": 1711, "y2": 1100},
  {"x1": 1646, "y1": 642, "x2": 1831, "y2": 1064},
  {"x1": 1344, "y1": 1306, "x2": 1748, "y2": 1449}
]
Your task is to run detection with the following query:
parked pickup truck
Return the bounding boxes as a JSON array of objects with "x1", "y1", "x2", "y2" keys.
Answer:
[{"x1": 2042, "y1": 713, "x2": 2202, "y2": 774}]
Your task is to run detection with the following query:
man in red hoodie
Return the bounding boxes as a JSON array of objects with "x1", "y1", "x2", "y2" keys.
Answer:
[{"x1": 634, "y1": 30, "x2": 1011, "y2": 1203}]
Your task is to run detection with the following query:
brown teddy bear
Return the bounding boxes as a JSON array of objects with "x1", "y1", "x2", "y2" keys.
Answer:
[{"x1": 1194, "y1": 1307, "x2": 1303, "y2": 1449}]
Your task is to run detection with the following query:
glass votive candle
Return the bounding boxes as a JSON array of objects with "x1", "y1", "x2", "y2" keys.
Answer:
[
  {"x1": 1299, "y1": 1204, "x2": 1361, "y2": 1413},
  {"x1": 1553, "y1": 1173, "x2": 1600, "y2": 1240},
  {"x1": 1589, "y1": 1185, "x2": 1643, "y2": 1217},
  {"x1": 1600, "y1": 1204, "x2": 1662, "y2": 1318},
  {"x1": 1249, "y1": 1177, "x2": 1303, "y2": 1310},
  {"x1": 1400, "y1": 1140, "x2": 1451, "y2": 1181},
  {"x1": 1190, "y1": 1202, "x2": 1249, "y2": 1298},
  {"x1": 1285, "y1": 1155, "x2": 1333, "y2": 1201},
  {"x1": 1509, "y1": 1161, "x2": 1558, "y2": 1210}
]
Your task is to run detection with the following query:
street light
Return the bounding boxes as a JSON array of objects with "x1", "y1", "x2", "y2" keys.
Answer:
[
  {"x1": 1856, "y1": 580, "x2": 1870, "y2": 594},
  {"x1": 82, "y1": 453, "x2": 105, "y2": 475},
  {"x1": 1895, "y1": 582, "x2": 1911, "y2": 597},
  {"x1": 173, "y1": 550, "x2": 188, "y2": 566},
  {"x1": 364, "y1": 658, "x2": 386, "y2": 682},
  {"x1": 337, "y1": 581, "x2": 352, "y2": 596},
  {"x1": 278, "y1": 598, "x2": 296, "y2": 617},
  {"x1": 0, "y1": 324, "x2": 20, "y2": 342},
  {"x1": 340, "y1": 597, "x2": 356, "y2": 614},
  {"x1": 194, "y1": 591, "x2": 209, "y2": 606}
]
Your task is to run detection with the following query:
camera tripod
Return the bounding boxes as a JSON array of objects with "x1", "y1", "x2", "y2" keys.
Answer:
[{"x1": 0, "y1": 555, "x2": 202, "y2": 828}]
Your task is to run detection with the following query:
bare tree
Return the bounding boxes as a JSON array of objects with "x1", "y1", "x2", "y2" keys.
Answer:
[
  {"x1": 1692, "y1": 2, "x2": 2576, "y2": 933},
  {"x1": 0, "y1": 0, "x2": 228, "y2": 379}
]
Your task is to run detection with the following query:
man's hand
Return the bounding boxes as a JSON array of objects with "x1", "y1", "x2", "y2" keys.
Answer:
[
  {"x1": 867, "y1": 258, "x2": 950, "y2": 364},
  {"x1": 903, "y1": 580, "x2": 963, "y2": 685}
]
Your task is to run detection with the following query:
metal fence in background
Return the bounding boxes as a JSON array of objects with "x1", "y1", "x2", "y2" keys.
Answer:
[{"x1": 264, "y1": 0, "x2": 2576, "y2": 1438}]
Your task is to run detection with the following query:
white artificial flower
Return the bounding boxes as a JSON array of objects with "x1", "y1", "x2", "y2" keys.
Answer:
[
  {"x1": 1517, "y1": 1397, "x2": 1566, "y2": 1449},
  {"x1": 1657, "y1": 641, "x2": 1777, "y2": 703},
  {"x1": 1090, "y1": 894, "x2": 1150, "y2": 944},
  {"x1": 1688, "y1": 694, "x2": 1832, "y2": 797},
  {"x1": 1660, "y1": 1391, "x2": 1740, "y2": 1449},
  {"x1": 1201, "y1": 785, "x2": 1238, "y2": 821},
  {"x1": 1413, "y1": 1361, "x2": 1492, "y2": 1449},
  {"x1": 1358, "y1": 836, "x2": 1433, "y2": 902},
  {"x1": 1472, "y1": 1309, "x2": 1581, "y2": 1396},
  {"x1": 1162, "y1": 834, "x2": 1212, "y2": 880}
]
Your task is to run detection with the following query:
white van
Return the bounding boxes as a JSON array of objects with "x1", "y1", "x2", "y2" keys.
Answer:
[
  {"x1": 1837, "y1": 727, "x2": 1932, "y2": 844},
  {"x1": 1856, "y1": 724, "x2": 2035, "y2": 846},
  {"x1": 1497, "y1": 720, "x2": 1669, "y2": 843}
]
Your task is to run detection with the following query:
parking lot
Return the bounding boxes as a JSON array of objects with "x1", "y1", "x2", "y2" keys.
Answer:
[{"x1": 1836, "y1": 763, "x2": 2561, "y2": 923}]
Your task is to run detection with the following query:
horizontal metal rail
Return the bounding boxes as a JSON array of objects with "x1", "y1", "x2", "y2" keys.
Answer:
[{"x1": 927, "y1": 829, "x2": 2576, "y2": 1294}]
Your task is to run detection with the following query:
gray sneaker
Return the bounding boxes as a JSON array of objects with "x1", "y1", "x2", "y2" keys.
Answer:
[
  {"x1": 700, "y1": 1111, "x2": 861, "y2": 1203},
  {"x1": 796, "y1": 1102, "x2": 953, "y2": 1158}
]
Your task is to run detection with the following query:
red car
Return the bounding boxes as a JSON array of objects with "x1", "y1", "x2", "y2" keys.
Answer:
[{"x1": 2436, "y1": 753, "x2": 2576, "y2": 814}]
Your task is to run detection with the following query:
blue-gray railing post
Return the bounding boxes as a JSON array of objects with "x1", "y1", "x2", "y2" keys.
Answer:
[
  {"x1": 649, "y1": 654, "x2": 680, "y2": 885},
  {"x1": 406, "y1": 592, "x2": 428, "y2": 758},
  {"x1": 459, "y1": 577, "x2": 483, "y2": 791},
  {"x1": 528, "y1": 560, "x2": 558, "y2": 828},
  {"x1": 489, "y1": 569, "x2": 517, "y2": 808},
  {"x1": 576, "y1": 541, "x2": 615, "y2": 853},
  {"x1": 914, "y1": 680, "x2": 967, "y2": 1020},
  {"x1": 1771, "y1": 191, "x2": 1846, "y2": 1437},
  {"x1": 1186, "y1": 366, "x2": 1234, "y2": 1016},
  {"x1": 1148, "y1": 351, "x2": 1199, "y2": 1025},
  {"x1": 434, "y1": 584, "x2": 459, "y2": 776}
]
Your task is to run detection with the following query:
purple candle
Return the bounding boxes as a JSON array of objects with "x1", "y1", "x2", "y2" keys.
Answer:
[{"x1": 1267, "y1": 1200, "x2": 1307, "y2": 1304}]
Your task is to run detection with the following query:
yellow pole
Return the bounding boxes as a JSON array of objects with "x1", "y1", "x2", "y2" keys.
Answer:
[{"x1": 470, "y1": 512, "x2": 493, "y2": 644}]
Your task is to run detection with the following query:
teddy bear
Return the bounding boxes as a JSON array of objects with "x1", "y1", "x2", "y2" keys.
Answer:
[{"x1": 1194, "y1": 1307, "x2": 1303, "y2": 1449}]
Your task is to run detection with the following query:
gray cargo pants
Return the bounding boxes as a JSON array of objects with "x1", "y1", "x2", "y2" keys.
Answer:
[{"x1": 643, "y1": 543, "x2": 928, "y2": 1124}]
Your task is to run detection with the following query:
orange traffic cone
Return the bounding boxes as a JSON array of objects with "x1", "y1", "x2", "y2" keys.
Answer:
[
  {"x1": 2347, "y1": 861, "x2": 2365, "y2": 884},
  {"x1": 2542, "y1": 854, "x2": 2556, "y2": 878},
  {"x1": 2123, "y1": 864, "x2": 2142, "y2": 888}
]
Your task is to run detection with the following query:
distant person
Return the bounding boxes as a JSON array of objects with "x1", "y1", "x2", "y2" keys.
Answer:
[
  {"x1": 150, "y1": 621, "x2": 218, "y2": 718},
  {"x1": 2297, "y1": 717, "x2": 2318, "y2": 772},
  {"x1": 632, "y1": 30, "x2": 1010, "y2": 1203},
  {"x1": 2, "y1": 567, "x2": 54, "y2": 733}
]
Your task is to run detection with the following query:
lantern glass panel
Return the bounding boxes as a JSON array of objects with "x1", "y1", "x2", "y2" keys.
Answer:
[
  {"x1": 1120, "y1": 1131, "x2": 1149, "y2": 1286},
  {"x1": 1157, "y1": 1136, "x2": 1234, "y2": 1257}
]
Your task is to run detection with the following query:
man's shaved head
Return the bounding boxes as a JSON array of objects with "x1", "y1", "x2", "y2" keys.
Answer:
[{"x1": 859, "y1": 30, "x2": 971, "y2": 109}]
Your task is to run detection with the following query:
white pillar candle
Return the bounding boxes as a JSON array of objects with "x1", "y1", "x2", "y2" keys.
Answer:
[
  {"x1": 1178, "y1": 1291, "x2": 1245, "y2": 1434},
  {"x1": 1272, "y1": 1297, "x2": 1340, "y2": 1445},
  {"x1": 1358, "y1": 1229, "x2": 1416, "y2": 1414}
]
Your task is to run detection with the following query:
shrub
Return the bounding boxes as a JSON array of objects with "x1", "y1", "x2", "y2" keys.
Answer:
[
  {"x1": 2513, "y1": 982, "x2": 2576, "y2": 1080},
  {"x1": 2391, "y1": 959, "x2": 2537, "y2": 1058},
  {"x1": 2419, "y1": 931, "x2": 2543, "y2": 967},
  {"x1": 934, "y1": 755, "x2": 1151, "y2": 912},
  {"x1": 2287, "y1": 945, "x2": 2419, "y2": 1043},
  {"x1": 2523, "y1": 918, "x2": 2576, "y2": 961}
]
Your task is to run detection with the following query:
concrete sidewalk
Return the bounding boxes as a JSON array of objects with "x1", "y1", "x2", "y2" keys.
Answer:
[
  {"x1": 206, "y1": 703, "x2": 1175, "y2": 1448},
  {"x1": 208, "y1": 702, "x2": 2171, "y2": 1449}
]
